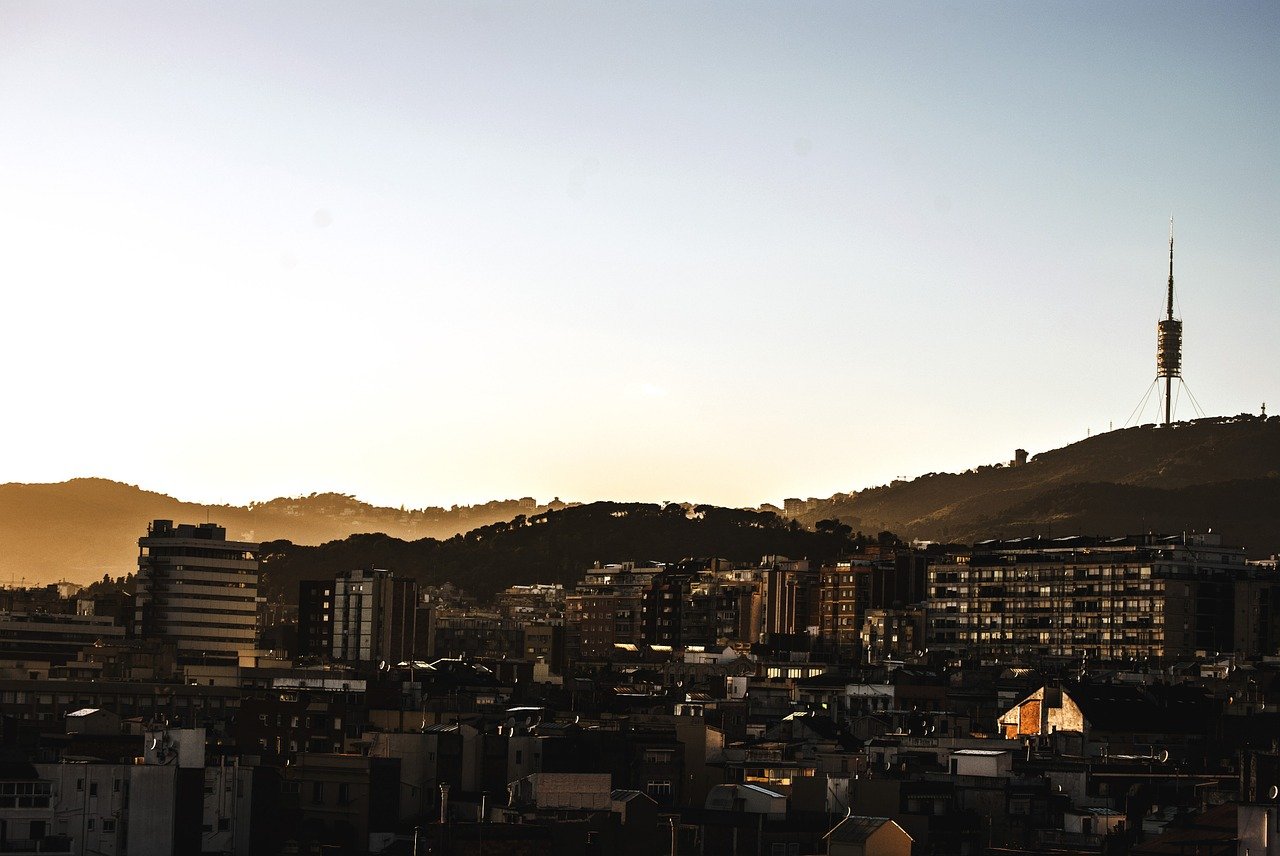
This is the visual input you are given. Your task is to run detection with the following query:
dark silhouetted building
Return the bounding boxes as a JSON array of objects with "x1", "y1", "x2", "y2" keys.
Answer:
[{"x1": 134, "y1": 520, "x2": 259, "y2": 665}]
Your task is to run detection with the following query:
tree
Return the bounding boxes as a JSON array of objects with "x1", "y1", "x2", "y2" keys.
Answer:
[{"x1": 815, "y1": 519, "x2": 853, "y2": 538}]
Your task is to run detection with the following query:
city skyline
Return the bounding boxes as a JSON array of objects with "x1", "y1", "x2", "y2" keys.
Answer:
[{"x1": 2, "y1": 2, "x2": 1277, "y2": 510}]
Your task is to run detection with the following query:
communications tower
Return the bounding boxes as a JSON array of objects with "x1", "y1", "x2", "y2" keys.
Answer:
[
  {"x1": 1125, "y1": 220, "x2": 1203, "y2": 428},
  {"x1": 1156, "y1": 221, "x2": 1182, "y2": 426}
]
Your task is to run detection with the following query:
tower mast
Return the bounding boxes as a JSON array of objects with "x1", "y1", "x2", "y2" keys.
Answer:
[
  {"x1": 1155, "y1": 218, "x2": 1183, "y2": 426},
  {"x1": 1165, "y1": 221, "x2": 1174, "y2": 425}
]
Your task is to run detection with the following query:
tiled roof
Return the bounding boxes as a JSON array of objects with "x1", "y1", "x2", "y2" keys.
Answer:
[{"x1": 825, "y1": 816, "x2": 897, "y2": 844}]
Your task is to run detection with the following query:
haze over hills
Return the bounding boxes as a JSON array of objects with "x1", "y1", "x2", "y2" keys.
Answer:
[
  {"x1": 0, "y1": 479, "x2": 557, "y2": 586},
  {"x1": 2, "y1": 415, "x2": 1277, "y2": 590}
]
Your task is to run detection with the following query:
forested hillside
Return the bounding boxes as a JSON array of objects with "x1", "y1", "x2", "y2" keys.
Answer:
[
  {"x1": 797, "y1": 416, "x2": 1280, "y2": 555},
  {"x1": 258, "y1": 502, "x2": 862, "y2": 602}
]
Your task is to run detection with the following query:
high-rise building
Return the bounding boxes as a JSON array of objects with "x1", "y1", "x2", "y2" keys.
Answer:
[
  {"x1": 818, "y1": 559, "x2": 869, "y2": 656},
  {"x1": 134, "y1": 519, "x2": 259, "y2": 664},
  {"x1": 330, "y1": 569, "x2": 426, "y2": 664},
  {"x1": 297, "y1": 580, "x2": 334, "y2": 658},
  {"x1": 759, "y1": 557, "x2": 817, "y2": 644}
]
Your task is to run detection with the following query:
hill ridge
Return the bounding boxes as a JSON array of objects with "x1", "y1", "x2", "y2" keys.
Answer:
[{"x1": 2, "y1": 416, "x2": 1277, "y2": 587}]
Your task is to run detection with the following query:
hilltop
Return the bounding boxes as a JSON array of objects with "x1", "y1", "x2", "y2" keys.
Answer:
[
  {"x1": 796, "y1": 415, "x2": 1280, "y2": 552},
  {"x1": 0, "y1": 478, "x2": 558, "y2": 585}
]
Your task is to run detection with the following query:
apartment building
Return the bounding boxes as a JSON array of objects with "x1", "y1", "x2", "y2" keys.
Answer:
[
  {"x1": 134, "y1": 520, "x2": 259, "y2": 665},
  {"x1": 564, "y1": 563, "x2": 658, "y2": 662},
  {"x1": 925, "y1": 533, "x2": 1266, "y2": 661},
  {"x1": 330, "y1": 569, "x2": 426, "y2": 665},
  {"x1": 818, "y1": 559, "x2": 870, "y2": 656}
]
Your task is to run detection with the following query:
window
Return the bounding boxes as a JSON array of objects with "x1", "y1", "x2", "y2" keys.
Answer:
[
  {"x1": 338, "y1": 783, "x2": 350, "y2": 804},
  {"x1": 646, "y1": 781, "x2": 672, "y2": 798},
  {"x1": 89, "y1": 783, "x2": 98, "y2": 796},
  {"x1": 311, "y1": 782, "x2": 324, "y2": 804},
  {"x1": 102, "y1": 820, "x2": 115, "y2": 833},
  {"x1": 87, "y1": 819, "x2": 95, "y2": 831}
]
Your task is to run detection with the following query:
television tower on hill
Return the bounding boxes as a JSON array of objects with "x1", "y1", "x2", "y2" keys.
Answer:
[
  {"x1": 1126, "y1": 219, "x2": 1204, "y2": 428},
  {"x1": 1156, "y1": 219, "x2": 1182, "y2": 426}
]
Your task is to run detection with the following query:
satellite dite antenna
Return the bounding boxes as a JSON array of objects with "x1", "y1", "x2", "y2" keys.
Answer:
[{"x1": 1126, "y1": 218, "x2": 1206, "y2": 427}]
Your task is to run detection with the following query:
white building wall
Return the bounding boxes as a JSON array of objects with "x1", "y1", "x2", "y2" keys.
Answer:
[
  {"x1": 37, "y1": 762, "x2": 130, "y2": 856},
  {"x1": 125, "y1": 765, "x2": 178, "y2": 856}
]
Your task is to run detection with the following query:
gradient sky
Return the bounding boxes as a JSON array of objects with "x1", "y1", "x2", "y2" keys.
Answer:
[{"x1": 1, "y1": 2, "x2": 1277, "y2": 510}]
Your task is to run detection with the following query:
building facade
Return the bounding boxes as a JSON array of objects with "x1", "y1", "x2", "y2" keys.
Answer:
[
  {"x1": 296, "y1": 580, "x2": 334, "y2": 659},
  {"x1": 330, "y1": 569, "x2": 425, "y2": 665},
  {"x1": 818, "y1": 559, "x2": 870, "y2": 656},
  {"x1": 925, "y1": 533, "x2": 1260, "y2": 661},
  {"x1": 134, "y1": 520, "x2": 259, "y2": 665}
]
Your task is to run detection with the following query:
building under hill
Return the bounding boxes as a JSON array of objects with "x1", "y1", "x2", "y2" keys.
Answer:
[{"x1": 926, "y1": 532, "x2": 1279, "y2": 662}]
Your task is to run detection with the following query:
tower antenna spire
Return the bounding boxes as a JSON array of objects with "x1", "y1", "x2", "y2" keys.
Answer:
[
  {"x1": 1155, "y1": 216, "x2": 1183, "y2": 426},
  {"x1": 1127, "y1": 218, "x2": 1205, "y2": 429}
]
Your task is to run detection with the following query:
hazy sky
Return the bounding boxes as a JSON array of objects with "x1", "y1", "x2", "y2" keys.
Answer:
[{"x1": 1, "y1": 2, "x2": 1276, "y2": 510}]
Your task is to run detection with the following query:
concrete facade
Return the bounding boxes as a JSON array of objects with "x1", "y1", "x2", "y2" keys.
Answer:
[{"x1": 134, "y1": 520, "x2": 259, "y2": 664}]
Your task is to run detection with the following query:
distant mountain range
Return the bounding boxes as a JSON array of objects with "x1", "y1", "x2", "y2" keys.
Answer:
[
  {"x1": 2, "y1": 415, "x2": 1277, "y2": 589},
  {"x1": 0, "y1": 479, "x2": 557, "y2": 585}
]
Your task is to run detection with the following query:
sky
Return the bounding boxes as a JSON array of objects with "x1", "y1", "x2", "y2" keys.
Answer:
[{"x1": 1, "y1": 2, "x2": 1277, "y2": 510}]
